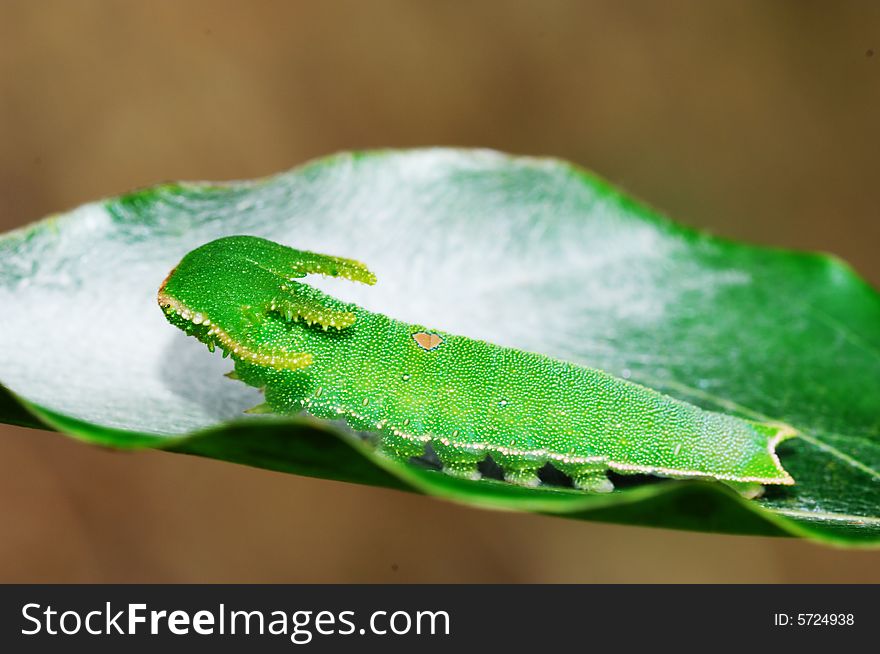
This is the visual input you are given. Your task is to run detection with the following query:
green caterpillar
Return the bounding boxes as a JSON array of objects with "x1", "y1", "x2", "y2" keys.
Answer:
[{"x1": 158, "y1": 235, "x2": 796, "y2": 497}]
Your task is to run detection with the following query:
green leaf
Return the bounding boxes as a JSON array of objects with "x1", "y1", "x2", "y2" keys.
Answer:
[{"x1": 2, "y1": 149, "x2": 878, "y2": 547}]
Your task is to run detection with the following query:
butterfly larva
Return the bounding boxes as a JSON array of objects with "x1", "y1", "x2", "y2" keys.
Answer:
[{"x1": 158, "y1": 236, "x2": 796, "y2": 497}]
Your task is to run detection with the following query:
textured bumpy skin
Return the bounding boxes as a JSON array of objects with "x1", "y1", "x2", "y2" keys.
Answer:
[{"x1": 158, "y1": 236, "x2": 796, "y2": 495}]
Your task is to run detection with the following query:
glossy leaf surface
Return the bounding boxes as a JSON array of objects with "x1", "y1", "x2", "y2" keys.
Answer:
[{"x1": 1, "y1": 149, "x2": 877, "y2": 546}]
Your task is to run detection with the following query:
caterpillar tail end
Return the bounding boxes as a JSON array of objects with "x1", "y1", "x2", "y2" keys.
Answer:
[
  {"x1": 734, "y1": 420, "x2": 798, "y2": 493},
  {"x1": 759, "y1": 421, "x2": 798, "y2": 486}
]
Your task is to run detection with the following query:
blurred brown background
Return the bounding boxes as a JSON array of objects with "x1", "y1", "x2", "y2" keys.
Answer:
[{"x1": 1, "y1": 0, "x2": 879, "y2": 582}]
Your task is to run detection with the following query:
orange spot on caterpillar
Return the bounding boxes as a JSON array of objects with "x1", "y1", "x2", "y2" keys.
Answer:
[{"x1": 412, "y1": 331, "x2": 443, "y2": 351}]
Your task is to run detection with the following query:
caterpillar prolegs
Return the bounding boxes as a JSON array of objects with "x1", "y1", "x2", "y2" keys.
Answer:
[{"x1": 158, "y1": 236, "x2": 796, "y2": 497}]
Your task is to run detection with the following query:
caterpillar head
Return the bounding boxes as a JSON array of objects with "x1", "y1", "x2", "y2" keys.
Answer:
[{"x1": 158, "y1": 235, "x2": 376, "y2": 371}]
